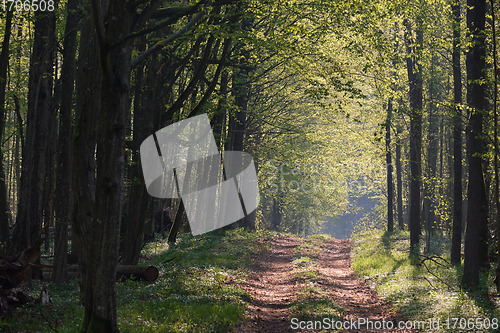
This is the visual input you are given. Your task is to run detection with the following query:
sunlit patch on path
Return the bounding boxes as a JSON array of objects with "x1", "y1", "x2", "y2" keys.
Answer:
[{"x1": 234, "y1": 235, "x2": 415, "y2": 332}]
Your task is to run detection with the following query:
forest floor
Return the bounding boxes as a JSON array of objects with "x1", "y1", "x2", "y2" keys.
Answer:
[
  {"x1": 233, "y1": 234, "x2": 413, "y2": 332},
  {"x1": 5, "y1": 230, "x2": 499, "y2": 332}
]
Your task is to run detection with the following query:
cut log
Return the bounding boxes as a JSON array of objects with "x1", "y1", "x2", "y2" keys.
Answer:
[
  {"x1": 43, "y1": 264, "x2": 159, "y2": 282},
  {"x1": 116, "y1": 265, "x2": 159, "y2": 282}
]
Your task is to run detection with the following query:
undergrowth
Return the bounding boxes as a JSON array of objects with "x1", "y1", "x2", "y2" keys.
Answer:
[
  {"x1": 352, "y1": 229, "x2": 500, "y2": 333},
  {"x1": 1, "y1": 228, "x2": 272, "y2": 332}
]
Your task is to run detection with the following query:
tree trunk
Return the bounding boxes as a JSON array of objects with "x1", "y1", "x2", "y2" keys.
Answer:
[
  {"x1": 395, "y1": 124, "x2": 404, "y2": 230},
  {"x1": 71, "y1": 13, "x2": 101, "y2": 305},
  {"x1": 386, "y1": 99, "x2": 394, "y2": 232},
  {"x1": 462, "y1": 0, "x2": 489, "y2": 288},
  {"x1": 168, "y1": 201, "x2": 185, "y2": 244},
  {"x1": 213, "y1": 69, "x2": 229, "y2": 150},
  {"x1": 228, "y1": 39, "x2": 252, "y2": 230},
  {"x1": 0, "y1": 10, "x2": 13, "y2": 254},
  {"x1": 491, "y1": 0, "x2": 500, "y2": 293},
  {"x1": 272, "y1": 197, "x2": 282, "y2": 230},
  {"x1": 12, "y1": 7, "x2": 56, "y2": 255},
  {"x1": 424, "y1": 54, "x2": 440, "y2": 253},
  {"x1": 80, "y1": 1, "x2": 134, "y2": 331},
  {"x1": 404, "y1": 17, "x2": 423, "y2": 254},
  {"x1": 451, "y1": 0, "x2": 463, "y2": 265},
  {"x1": 122, "y1": 40, "x2": 154, "y2": 266},
  {"x1": 53, "y1": 0, "x2": 80, "y2": 284}
]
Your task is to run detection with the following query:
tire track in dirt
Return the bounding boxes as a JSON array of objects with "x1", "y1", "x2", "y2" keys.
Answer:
[
  {"x1": 317, "y1": 239, "x2": 414, "y2": 333},
  {"x1": 233, "y1": 235, "x2": 414, "y2": 333},
  {"x1": 233, "y1": 234, "x2": 303, "y2": 332}
]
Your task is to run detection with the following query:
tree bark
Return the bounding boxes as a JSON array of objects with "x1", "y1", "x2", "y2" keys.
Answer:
[
  {"x1": 451, "y1": 0, "x2": 463, "y2": 265},
  {"x1": 0, "y1": 10, "x2": 13, "y2": 254},
  {"x1": 424, "y1": 54, "x2": 440, "y2": 253},
  {"x1": 395, "y1": 124, "x2": 404, "y2": 230},
  {"x1": 213, "y1": 69, "x2": 229, "y2": 150},
  {"x1": 53, "y1": 0, "x2": 80, "y2": 284},
  {"x1": 404, "y1": 17, "x2": 423, "y2": 254},
  {"x1": 71, "y1": 10, "x2": 101, "y2": 306},
  {"x1": 167, "y1": 201, "x2": 185, "y2": 244},
  {"x1": 462, "y1": 0, "x2": 489, "y2": 288},
  {"x1": 491, "y1": 0, "x2": 500, "y2": 293},
  {"x1": 12, "y1": 7, "x2": 56, "y2": 255},
  {"x1": 80, "y1": 1, "x2": 134, "y2": 331},
  {"x1": 386, "y1": 99, "x2": 394, "y2": 232},
  {"x1": 122, "y1": 40, "x2": 153, "y2": 266}
]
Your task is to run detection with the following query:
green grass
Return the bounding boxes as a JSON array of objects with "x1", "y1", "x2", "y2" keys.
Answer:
[
  {"x1": 351, "y1": 229, "x2": 500, "y2": 333},
  {"x1": 1, "y1": 228, "x2": 273, "y2": 332}
]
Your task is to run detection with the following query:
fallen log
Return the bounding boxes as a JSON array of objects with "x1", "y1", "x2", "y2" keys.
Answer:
[
  {"x1": 116, "y1": 265, "x2": 159, "y2": 282},
  {"x1": 43, "y1": 264, "x2": 159, "y2": 282}
]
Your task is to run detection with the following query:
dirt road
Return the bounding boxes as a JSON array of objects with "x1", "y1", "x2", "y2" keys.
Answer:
[{"x1": 233, "y1": 234, "x2": 414, "y2": 332}]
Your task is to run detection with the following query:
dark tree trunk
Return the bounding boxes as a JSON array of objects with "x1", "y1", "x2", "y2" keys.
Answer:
[
  {"x1": 122, "y1": 49, "x2": 160, "y2": 265},
  {"x1": 168, "y1": 201, "x2": 185, "y2": 244},
  {"x1": 395, "y1": 125, "x2": 404, "y2": 230},
  {"x1": 71, "y1": 14, "x2": 101, "y2": 304},
  {"x1": 227, "y1": 39, "x2": 252, "y2": 229},
  {"x1": 451, "y1": 0, "x2": 463, "y2": 265},
  {"x1": 213, "y1": 69, "x2": 229, "y2": 150},
  {"x1": 227, "y1": 68, "x2": 248, "y2": 154},
  {"x1": 272, "y1": 197, "x2": 282, "y2": 230},
  {"x1": 12, "y1": 8, "x2": 56, "y2": 255},
  {"x1": 0, "y1": 10, "x2": 13, "y2": 254},
  {"x1": 386, "y1": 99, "x2": 394, "y2": 232},
  {"x1": 404, "y1": 18, "x2": 423, "y2": 254},
  {"x1": 424, "y1": 54, "x2": 440, "y2": 253},
  {"x1": 53, "y1": 0, "x2": 80, "y2": 284},
  {"x1": 80, "y1": 1, "x2": 134, "y2": 331},
  {"x1": 462, "y1": 0, "x2": 489, "y2": 288},
  {"x1": 491, "y1": 0, "x2": 500, "y2": 293}
]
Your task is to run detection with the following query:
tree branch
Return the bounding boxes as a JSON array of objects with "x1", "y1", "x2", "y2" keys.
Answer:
[
  {"x1": 131, "y1": 10, "x2": 206, "y2": 69},
  {"x1": 188, "y1": 38, "x2": 232, "y2": 117}
]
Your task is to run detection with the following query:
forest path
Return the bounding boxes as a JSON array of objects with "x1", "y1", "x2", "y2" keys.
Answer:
[{"x1": 233, "y1": 235, "x2": 414, "y2": 332}]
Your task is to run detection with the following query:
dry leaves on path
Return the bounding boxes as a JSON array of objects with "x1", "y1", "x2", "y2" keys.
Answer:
[{"x1": 233, "y1": 235, "x2": 415, "y2": 333}]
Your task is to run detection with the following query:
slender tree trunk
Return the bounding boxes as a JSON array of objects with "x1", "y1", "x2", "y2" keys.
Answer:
[
  {"x1": 213, "y1": 69, "x2": 229, "y2": 150},
  {"x1": 168, "y1": 201, "x2": 185, "y2": 244},
  {"x1": 386, "y1": 99, "x2": 394, "y2": 232},
  {"x1": 0, "y1": 10, "x2": 13, "y2": 254},
  {"x1": 227, "y1": 37, "x2": 252, "y2": 229},
  {"x1": 272, "y1": 197, "x2": 282, "y2": 230},
  {"x1": 451, "y1": 0, "x2": 463, "y2": 265},
  {"x1": 53, "y1": 0, "x2": 80, "y2": 284},
  {"x1": 424, "y1": 54, "x2": 440, "y2": 253},
  {"x1": 404, "y1": 17, "x2": 424, "y2": 254},
  {"x1": 395, "y1": 125, "x2": 404, "y2": 230},
  {"x1": 462, "y1": 0, "x2": 489, "y2": 288},
  {"x1": 490, "y1": 0, "x2": 500, "y2": 292}
]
